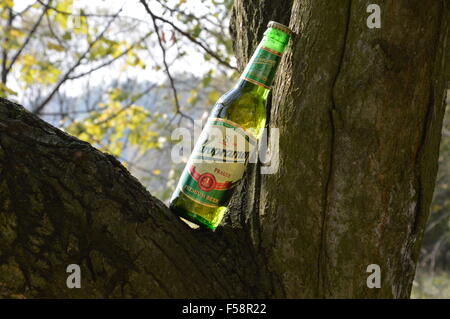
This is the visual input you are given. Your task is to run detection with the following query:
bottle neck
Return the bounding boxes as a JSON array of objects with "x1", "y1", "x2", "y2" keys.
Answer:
[
  {"x1": 236, "y1": 28, "x2": 289, "y2": 93},
  {"x1": 234, "y1": 77, "x2": 270, "y2": 101}
]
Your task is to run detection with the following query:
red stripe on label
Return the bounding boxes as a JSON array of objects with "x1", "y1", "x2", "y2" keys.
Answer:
[
  {"x1": 189, "y1": 165, "x2": 202, "y2": 181},
  {"x1": 261, "y1": 46, "x2": 282, "y2": 57},
  {"x1": 242, "y1": 76, "x2": 271, "y2": 89},
  {"x1": 189, "y1": 165, "x2": 234, "y2": 191}
]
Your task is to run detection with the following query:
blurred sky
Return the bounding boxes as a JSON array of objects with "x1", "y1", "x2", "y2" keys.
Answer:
[{"x1": 13, "y1": 0, "x2": 220, "y2": 97}]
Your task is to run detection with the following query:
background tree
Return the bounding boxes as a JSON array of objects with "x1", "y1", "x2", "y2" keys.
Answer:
[
  {"x1": 414, "y1": 95, "x2": 450, "y2": 298},
  {"x1": 0, "y1": 0, "x2": 236, "y2": 200},
  {"x1": 0, "y1": 0, "x2": 450, "y2": 298}
]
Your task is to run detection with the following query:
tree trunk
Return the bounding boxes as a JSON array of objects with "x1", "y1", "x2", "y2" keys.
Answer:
[
  {"x1": 231, "y1": 0, "x2": 450, "y2": 298},
  {"x1": 1, "y1": 0, "x2": 449, "y2": 299},
  {"x1": 0, "y1": 99, "x2": 263, "y2": 298}
]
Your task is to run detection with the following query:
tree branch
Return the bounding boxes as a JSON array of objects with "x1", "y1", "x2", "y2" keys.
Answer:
[
  {"x1": 67, "y1": 32, "x2": 153, "y2": 81},
  {"x1": 93, "y1": 83, "x2": 157, "y2": 126},
  {"x1": 1, "y1": 7, "x2": 14, "y2": 84},
  {"x1": 35, "y1": 0, "x2": 150, "y2": 24},
  {"x1": 140, "y1": 1, "x2": 194, "y2": 125},
  {"x1": 32, "y1": 8, "x2": 123, "y2": 115},
  {"x1": 140, "y1": 0, "x2": 238, "y2": 72},
  {"x1": 3, "y1": 1, "x2": 49, "y2": 82},
  {"x1": 0, "y1": 97, "x2": 265, "y2": 298}
]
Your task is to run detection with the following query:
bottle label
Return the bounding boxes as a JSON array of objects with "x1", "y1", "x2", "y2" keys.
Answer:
[
  {"x1": 178, "y1": 118, "x2": 257, "y2": 208},
  {"x1": 241, "y1": 46, "x2": 282, "y2": 89}
]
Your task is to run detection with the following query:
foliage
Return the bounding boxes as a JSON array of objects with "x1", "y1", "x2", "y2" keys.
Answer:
[
  {"x1": 417, "y1": 95, "x2": 450, "y2": 276},
  {"x1": 412, "y1": 271, "x2": 450, "y2": 299},
  {"x1": 0, "y1": 0, "x2": 236, "y2": 201},
  {"x1": 66, "y1": 89, "x2": 162, "y2": 157}
]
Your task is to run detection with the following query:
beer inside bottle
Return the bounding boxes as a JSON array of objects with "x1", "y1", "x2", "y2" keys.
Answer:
[{"x1": 170, "y1": 21, "x2": 292, "y2": 230}]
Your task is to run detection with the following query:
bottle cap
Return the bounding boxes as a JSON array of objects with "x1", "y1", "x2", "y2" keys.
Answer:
[{"x1": 267, "y1": 21, "x2": 293, "y2": 36}]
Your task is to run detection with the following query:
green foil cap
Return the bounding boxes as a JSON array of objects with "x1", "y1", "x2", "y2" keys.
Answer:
[
  {"x1": 267, "y1": 21, "x2": 293, "y2": 36},
  {"x1": 240, "y1": 21, "x2": 293, "y2": 88},
  {"x1": 264, "y1": 21, "x2": 292, "y2": 52}
]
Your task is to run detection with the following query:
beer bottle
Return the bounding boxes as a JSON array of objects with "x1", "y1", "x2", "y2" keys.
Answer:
[{"x1": 170, "y1": 21, "x2": 292, "y2": 230}]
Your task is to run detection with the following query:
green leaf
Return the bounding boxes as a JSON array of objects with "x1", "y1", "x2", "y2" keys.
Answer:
[
  {"x1": 191, "y1": 24, "x2": 201, "y2": 38},
  {"x1": 0, "y1": 83, "x2": 17, "y2": 97},
  {"x1": 47, "y1": 42, "x2": 65, "y2": 52},
  {"x1": 62, "y1": 31, "x2": 72, "y2": 40}
]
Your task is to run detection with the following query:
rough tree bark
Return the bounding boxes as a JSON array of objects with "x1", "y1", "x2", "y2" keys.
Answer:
[
  {"x1": 230, "y1": 0, "x2": 450, "y2": 298},
  {"x1": 0, "y1": 99, "x2": 263, "y2": 298},
  {"x1": 1, "y1": 0, "x2": 449, "y2": 298}
]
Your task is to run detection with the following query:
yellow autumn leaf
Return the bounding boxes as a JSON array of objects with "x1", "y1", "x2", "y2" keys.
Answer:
[
  {"x1": 78, "y1": 132, "x2": 90, "y2": 142},
  {"x1": 9, "y1": 28, "x2": 23, "y2": 38},
  {"x1": 3, "y1": 0, "x2": 14, "y2": 8},
  {"x1": 208, "y1": 91, "x2": 220, "y2": 103},
  {"x1": 152, "y1": 169, "x2": 161, "y2": 175},
  {"x1": 47, "y1": 42, "x2": 65, "y2": 52},
  {"x1": 0, "y1": 82, "x2": 17, "y2": 96},
  {"x1": 55, "y1": 0, "x2": 73, "y2": 11},
  {"x1": 21, "y1": 54, "x2": 37, "y2": 66}
]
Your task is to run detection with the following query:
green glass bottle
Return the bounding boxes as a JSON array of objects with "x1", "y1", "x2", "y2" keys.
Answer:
[{"x1": 170, "y1": 21, "x2": 292, "y2": 230}]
